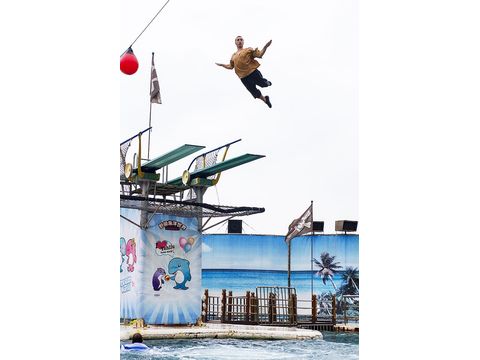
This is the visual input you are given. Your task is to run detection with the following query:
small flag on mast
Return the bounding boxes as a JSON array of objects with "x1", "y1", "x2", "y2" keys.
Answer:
[
  {"x1": 150, "y1": 54, "x2": 162, "y2": 104},
  {"x1": 285, "y1": 204, "x2": 313, "y2": 243}
]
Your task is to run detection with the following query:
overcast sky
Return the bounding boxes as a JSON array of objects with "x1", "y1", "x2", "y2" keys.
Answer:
[{"x1": 121, "y1": 0, "x2": 358, "y2": 235}]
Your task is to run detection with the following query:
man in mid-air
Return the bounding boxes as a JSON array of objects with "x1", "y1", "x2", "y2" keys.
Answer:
[{"x1": 216, "y1": 36, "x2": 273, "y2": 108}]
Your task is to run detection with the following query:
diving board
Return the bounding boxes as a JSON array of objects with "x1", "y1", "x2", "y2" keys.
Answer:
[
  {"x1": 167, "y1": 153, "x2": 265, "y2": 186},
  {"x1": 140, "y1": 144, "x2": 205, "y2": 173}
]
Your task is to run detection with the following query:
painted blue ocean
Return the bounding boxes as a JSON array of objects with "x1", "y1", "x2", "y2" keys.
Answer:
[{"x1": 202, "y1": 269, "x2": 347, "y2": 300}]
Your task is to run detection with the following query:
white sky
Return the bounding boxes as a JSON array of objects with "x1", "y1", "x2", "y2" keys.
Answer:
[{"x1": 121, "y1": 0, "x2": 358, "y2": 235}]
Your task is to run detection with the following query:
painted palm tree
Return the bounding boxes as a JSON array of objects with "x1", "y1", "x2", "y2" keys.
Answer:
[
  {"x1": 342, "y1": 266, "x2": 359, "y2": 293},
  {"x1": 317, "y1": 292, "x2": 333, "y2": 317},
  {"x1": 338, "y1": 267, "x2": 359, "y2": 296},
  {"x1": 335, "y1": 266, "x2": 360, "y2": 322},
  {"x1": 312, "y1": 252, "x2": 342, "y2": 291}
]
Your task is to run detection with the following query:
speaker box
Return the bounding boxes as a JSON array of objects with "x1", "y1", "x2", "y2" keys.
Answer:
[
  {"x1": 228, "y1": 219, "x2": 242, "y2": 234},
  {"x1": 335, "y1": 220, "x2": 358, "y2": 232},
  {"x1": 313, "y1": 221, "x2": 324, "y2": 232}
]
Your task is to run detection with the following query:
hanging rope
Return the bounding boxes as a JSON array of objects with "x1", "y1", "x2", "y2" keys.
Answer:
[{"x1": 121, "y1": 0, "x2": 172, "y2": 56}]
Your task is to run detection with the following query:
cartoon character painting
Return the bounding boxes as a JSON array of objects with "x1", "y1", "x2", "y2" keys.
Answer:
[
  {"x1": 152, "y1": 267, "x2": 171, "y2": 291},
  {"x1": 168, "y1": 257, "x2": 192, "y2": 290},
  {"x1": 126, "y1": 238, "x2": 137, "y2": 272},
  {"x1": 120, "y1": 237, "x2": 127, "y2": 272}
]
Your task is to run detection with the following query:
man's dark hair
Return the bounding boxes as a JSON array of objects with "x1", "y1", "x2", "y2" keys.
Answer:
[{"x1": 132, "y1": 332, "x2": 143, "y2": 343}]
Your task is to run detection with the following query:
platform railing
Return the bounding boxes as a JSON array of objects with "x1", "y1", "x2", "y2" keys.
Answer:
[{"x1": 201, "y1": 288, "x2": 340, "y2": 328}]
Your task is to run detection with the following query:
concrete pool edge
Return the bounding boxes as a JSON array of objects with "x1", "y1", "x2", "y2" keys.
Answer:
[{"x1": 120, "y1": 323, "x2": 322, "y2": 341}]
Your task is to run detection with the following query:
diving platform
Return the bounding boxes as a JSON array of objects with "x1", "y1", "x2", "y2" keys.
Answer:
[
  {"x1": 120, "y1": 134, "x2": 265, "y2": 230},
  {"x1": 167, "y1": 153, "x2": 265, "y2": 187},
  {"x1": 139, "y1": 144, "x2": 205, "y2": 173}
]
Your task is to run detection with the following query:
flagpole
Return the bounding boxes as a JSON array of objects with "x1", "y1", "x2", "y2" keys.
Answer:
[
  {"x1": 310, "y1": 200, "x2": 314, "y2": 300},
  {"x1": 147, "y1": 52, "x2": 154, "y2": 160},
  {"x1": 287, "y1": 240, "x2": 291, "y2": 288},
  {"x1": 285, "y1": 203, "x2": 313, "y2": 289}
]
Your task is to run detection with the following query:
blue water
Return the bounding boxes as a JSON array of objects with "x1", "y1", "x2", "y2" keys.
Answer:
[
  {"x1": 120, "y1": 332, "x2": 359, "y2": 359},
  {"x1": 202, "y1": 269, "x2": 344, "y2": 299}
]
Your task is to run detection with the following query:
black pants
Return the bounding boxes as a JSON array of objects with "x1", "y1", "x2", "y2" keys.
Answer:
[{"x1": 240, "y1": 69, "x2": 270, "y2": 98}]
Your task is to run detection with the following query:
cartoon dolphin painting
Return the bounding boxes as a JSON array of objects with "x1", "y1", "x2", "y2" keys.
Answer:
[
  {"x1": 168, "y1": 258, "x2": 191, "y2": 290},
  {"x1": 120, "y1": 237, "x2": 126, "y2": 272},
  {"x1": 152, "y1": 267, "x2": 166, "y2": 291}
]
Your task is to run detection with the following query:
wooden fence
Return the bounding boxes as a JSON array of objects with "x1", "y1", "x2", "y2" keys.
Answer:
[{"x1": 201, "y1": 287, "x2": 355, "y2": 330}]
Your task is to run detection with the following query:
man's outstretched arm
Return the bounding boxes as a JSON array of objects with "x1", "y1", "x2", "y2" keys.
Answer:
[
  {"x1": 215, "y1": 62, "x2": 233, "y2": 69},
  {"x1": 257, "y1": 40, "x2": 272, "y2": 58}
]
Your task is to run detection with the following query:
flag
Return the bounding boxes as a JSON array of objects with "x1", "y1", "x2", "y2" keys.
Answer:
[
  {"x1": 150, "y1": 55, "x2": 162, "y2": 104},
  {"x1": 285, "y1": 204, "x2": 313, "y2": 243}
]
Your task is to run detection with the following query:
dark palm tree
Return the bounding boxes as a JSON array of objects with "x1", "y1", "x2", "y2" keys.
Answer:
[
  {"x1": 312, "y1": 252, "x2": 342, "y2": 291},
  {"x1": 337, "y1": 267, "x2": 359, "y2": 296},
  {"x1": 335, "y1": 267, "x2": 359, "y2": 322},
  {"x1": 343, "y1": 267, "x2": 359, "y2": 292}
]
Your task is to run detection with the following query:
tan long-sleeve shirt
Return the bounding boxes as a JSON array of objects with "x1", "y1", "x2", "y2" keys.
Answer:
[{"x1": 230, "y1": 47, "x2": 263, "y2": 79}]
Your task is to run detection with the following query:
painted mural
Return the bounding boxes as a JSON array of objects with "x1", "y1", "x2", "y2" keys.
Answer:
[
  {"x1": 120, "y1": 208, "x2": 201, "y2": 324},
  {"x1": 201, "y1": 234, "x2": 359, "y2": 303},
  {"x1": 120, "y1": 227, "x2": 358, "y2": 323},
  {"x1": 120, "y1": 208, "x2": 141, "y2": 321}
]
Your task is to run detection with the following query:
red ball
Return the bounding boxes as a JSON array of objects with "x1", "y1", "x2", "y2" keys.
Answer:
[{"x1": 120, "y1": 48, "x2": 139, "y2": 75}]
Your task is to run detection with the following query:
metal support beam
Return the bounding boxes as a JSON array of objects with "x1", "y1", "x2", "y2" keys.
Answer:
[
  {"x1": 201, "y1": 215, "x2": 236, "y2": 232},
  {"x1": 194, "y1": 187, "x2": 206, "y2": 232},
  {"x1": 140, "y1": 181, "x2": 152, "y2": 228},
  {"x1": 202, "y1": 216, "x2": 213, "y2": 229},
  {"x1": 120, "y1": 214, "x2": 142, "y2": 229},
  {"x1": 144, "y1": 200, "x2": 165, "y2": 229}
]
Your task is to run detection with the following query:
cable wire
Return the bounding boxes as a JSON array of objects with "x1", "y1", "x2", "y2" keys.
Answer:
[
  {"x1": 242, "y1": 220, "x2": 257, "y2": 234},
  {"x1": 121, "y1": 0, "x2": 171, "y2": 56}
]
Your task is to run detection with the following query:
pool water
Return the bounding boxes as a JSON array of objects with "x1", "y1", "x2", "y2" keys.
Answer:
[{"x1": 120, "y1": 332, "x2": 359, "y2": 359}]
